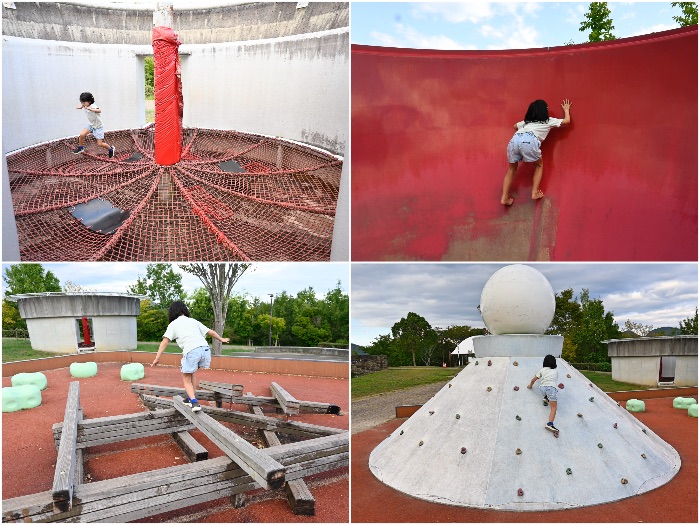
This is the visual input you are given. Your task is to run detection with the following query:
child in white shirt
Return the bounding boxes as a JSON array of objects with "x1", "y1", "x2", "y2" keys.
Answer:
[{"x1": 527, "y1": 354, "x2": 560, "y2": 432}]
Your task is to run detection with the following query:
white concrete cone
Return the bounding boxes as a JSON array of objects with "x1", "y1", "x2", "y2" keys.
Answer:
[{"x1": 368, "y1": 265, "x2": 681, "y2": 510}]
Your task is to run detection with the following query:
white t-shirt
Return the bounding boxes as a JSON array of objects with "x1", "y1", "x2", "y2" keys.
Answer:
[
  {"x1": 515, "y1": 117, "x2": 563, "y2": 141},
  {"x1": 163, "y1": 316, "x2": 210, "y2": 354},
  {"x1": 536, "y1": 367, "x2": 558, "y2": 387},
  {"x1": 84, "y1": 105, "x2": 104, "y2": 129}
]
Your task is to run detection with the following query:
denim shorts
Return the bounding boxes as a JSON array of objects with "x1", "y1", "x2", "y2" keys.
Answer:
[
  {"x1": 539, "y1": 385, "x2": 558, "y2": 402},
  {"x1": 84, "y1": 125, "x2": 105, "y2": 140},
  {"x1": 180, "y1": 346, "x2": 211, "y2": 374},
  {"x1": 507, "y1": 131, "x2": 541, "y2": 163}
]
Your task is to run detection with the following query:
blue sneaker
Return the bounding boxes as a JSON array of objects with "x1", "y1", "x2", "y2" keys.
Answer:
[
  {"x1": 108, "y1": 146, "x2": 115, "y2": 158},
  {"x1": 546, "y1": 422, "x2": 559, "y2": 432},
  {"x1": 72, "y1": 146, "x2": 84, "y2": 154}
]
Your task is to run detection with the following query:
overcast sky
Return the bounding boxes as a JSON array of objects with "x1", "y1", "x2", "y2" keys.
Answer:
[
  {"x1": 351, "y1": 263, "x2": 698, "y2": 346},
  {"x1": 351, "y1": 2, "x2": 683, "y2": 50},
  {"x1": 1, "y1": 263, "x2": 349, "y2": 303}
]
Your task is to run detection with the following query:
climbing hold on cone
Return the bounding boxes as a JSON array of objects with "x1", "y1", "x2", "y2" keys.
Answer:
[
  {"x1": 566, "y1": 374, "x2": 571, "y2": 378},
  {"x1": 419, "y1": 440, "x2": 424, "y2": 446},
  {"x1": 475, "y1": 361, "x2": 479, "y2": 365},
  {"x1": 461, "y1": 447, "x2": 467, "y2": 454},
  {"x1": 642, "y1": 429, "x2": 647, "y2": 434},
  {"x1": 429, "y1": 411, "x2": 434, "y2": 415},
  {"x1": 515, "y1": 448, "x2": 522, "y2": 455},
  {"x1": 513, "y1": 361, "x2": 519, "y2": 366},
  {"x1": 589, "y1": 383, "x2": 593, "y2": 387},
  {"x1": 613, "y1": 423, "x2": 618, "y2": 429},
  {"x1": 566, "y1": 468, "x2": 572, "y2": 475},
  {"x1": 558, "y1": 383, "x2": 565, "y2": 389},
  {"x1": 486, "y1": 386, "x2": 492, "y2": 392},
  {"x1": 400, "y1": 430, "x2": 404, "y2": 435},
  {"x1": 554, "y1": 431, "x2": 559, "y2": 438},
  {"x1": 589, "y1": 397, "x2": 595, "y2": 402},
  {"x1": 514, "y1": 386, "x2": 520, "y2": 391},
  {"x1": 449, "y1": 384, "x2": 452, "y2": 388},
  {"x1": 641, "y1": 453, "x2": 647, "y2": 459},
  {"x1": 621, "y1": 478, "x2": 628, "y2": 485},
  {"x1": 597, "y1": 443, "x2": 603, "y2": 449},
  {"x1": 488, "y1": 360, "x2": 492, "y2": 366},
  {"x1": 456, "y1": 414, "x2": 461, "y2": 419},
  {"x1": 517, "y1": 488, "x2": 524, "y2": 496},
  {"x1": 516, "y1": 415, "x2": 522, "y2": 421},
  {"x1": 577, "y1": 413, "x2": 583, "y2": 417}
]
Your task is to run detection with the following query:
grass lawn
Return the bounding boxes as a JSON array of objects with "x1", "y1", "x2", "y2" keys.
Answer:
[
  {"x1": 2, "y1": 338, "x2": 253, "y2": 363},
  {"x1": 580, "y1": 370, "x2": 648, "y2": 392},
  {"x1": 352, "y1": 367, "x2": 460, "y2": 400},
  {"x1": 352, "y1": 366, "x2": 653, "y2": 400}
]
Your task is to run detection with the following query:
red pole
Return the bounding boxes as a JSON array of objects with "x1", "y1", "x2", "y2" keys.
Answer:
[
  {"x1": 81, "y1": 317, "x2": 92, "y2": 346},
  {"x1": 152, "y1": 25, "x2": 182, "y2": 165}
]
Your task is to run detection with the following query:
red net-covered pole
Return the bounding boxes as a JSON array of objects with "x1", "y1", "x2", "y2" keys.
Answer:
[
  {"x1": 152, "y1": 25, "x2": 182, "y2": 166},
  {"x1": 81, "y1": 317, "x2": 92, "y2": 346}
]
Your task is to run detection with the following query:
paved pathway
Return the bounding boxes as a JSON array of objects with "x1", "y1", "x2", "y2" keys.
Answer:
[{"x1": 351, "y1": 382, "x2": 447, "y2": 434}]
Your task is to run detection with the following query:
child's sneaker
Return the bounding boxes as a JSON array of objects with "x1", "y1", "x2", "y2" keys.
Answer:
[
  {"x1": 545, "y1": 422, "x2": 559, "y2": 432},
  {"x1": 190, "y1": 400, "x2": 202, "y2": 412},
  {"x1": 72, "y1": 146, "x2": 84, "y2": 154},
  {"x1": 182, "y1": 398, "x2": 193, "y2": 408},
  {"x1": 108, "y1": 146, "x2": 115, "y2": 158}
]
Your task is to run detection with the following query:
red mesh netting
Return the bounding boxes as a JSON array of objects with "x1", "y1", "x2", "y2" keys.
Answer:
[{"x1": 7, "y1": 126, "x2": 342, "y2": 261}]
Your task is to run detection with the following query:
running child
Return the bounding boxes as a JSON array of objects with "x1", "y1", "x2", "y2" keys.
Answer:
[
  {"x1": 72, "y1": 92, "x2": 116, "y2": 158},
  {"x1": 151, "y1": 301, "x2": 229, "y2": 412},
  {"x1": 527, "y1": 354, "x2": 559, "y2": 432},
  {"x1": 501, "y1": 99, "x2": 571, "y2": 205}
]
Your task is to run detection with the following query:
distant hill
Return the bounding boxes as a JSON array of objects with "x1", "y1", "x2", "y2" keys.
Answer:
[
  {"x1": 621, "y1": 326, "x2": 681, "y2": 338},
  {"x1": 351, "y1": 343, "x2": 367, "y2": 355}
]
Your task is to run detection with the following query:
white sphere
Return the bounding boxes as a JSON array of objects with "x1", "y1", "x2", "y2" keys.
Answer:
[{"x1": 480, "y1": 265, "x2": 555, "y2": 335}]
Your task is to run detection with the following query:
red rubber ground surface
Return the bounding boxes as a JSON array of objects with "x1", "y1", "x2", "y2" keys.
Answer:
[
  {"x1": 351, "y1": 397, "x2": 697, "y2": 522},
  {"x1": 2, "y1": 362, "x2": 348, "y2": 522}
]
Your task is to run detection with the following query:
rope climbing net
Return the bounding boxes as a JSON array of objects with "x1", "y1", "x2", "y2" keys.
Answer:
[{"x1": 8, "y1": 125, "x2": 342, "y2": 261}]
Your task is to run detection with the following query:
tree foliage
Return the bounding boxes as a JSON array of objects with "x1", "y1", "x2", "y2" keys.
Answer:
[
  {"x1": 671, "y1": 2, "x2": 698, "y2": 26},
  {"x1": 580, "y1": 2, "x2": 616, "y2": 42},
  {"x1": 623, "y1": 320, "x2": 655, "y2": 337},
  {"x1": 144, "y1": 56, "x2": 154, "y2": 98},
  {"x1": 391, "y1": 312, "x2": 437, "y2": 367},
  {"x1": 679, "y1": 307, "x2": 698, "y2": 335},
  {"x1": 3, "y1": 264, "x2": 62, "y2": 333},
  {"x1": 128, "y1": 263, "x2": 185, "y2": 308}
]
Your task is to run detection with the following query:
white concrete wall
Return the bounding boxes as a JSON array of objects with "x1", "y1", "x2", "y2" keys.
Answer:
[
  {"x1": 92, "y1": 317, "x2": 137, "y2": 351},
  {"x1": 26, "y1": 318, "x2": 78, "y2": 353},
  {"x1": 612, "y1": 356, "x2": 659, "y2": 386},
  {"x1": 674, "y1": 355, "x2": 698, "y2": 387},
  {"x1": 180, "y1": 28, "x2": 349, "y2": 155},
  {"x1": 2, "y1": 37, "x2": 148, "y2": 153}
]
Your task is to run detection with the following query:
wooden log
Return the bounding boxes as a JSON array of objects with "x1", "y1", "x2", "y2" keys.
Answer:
[
  {"x1": 1, "y1": 432, "x2": 349, "y2": 523},
  {"x1": 141, "y1": 395, "x2": 342, "y2": 438},
  {"x1": 198, "y1": 380, "x2": 243, "y2": 397},
  {"x1": 173, "y1": 431, "x2": 208, "y2": 462},
  {"x1": 172, "y1": 396, "x2": 285, "y2": 490},
  {"x1": 270, "y1": 382, "x2": 300, "y2": 415},
  {"x1": 251, "y1": 405, "x2": 282, "y2": 447},
  {"x1": 52, "y1": 381, "x2": 80, "y2": 512},
  {"x1": 74, "y1": 408, "x2": 84, "y2": 488}
]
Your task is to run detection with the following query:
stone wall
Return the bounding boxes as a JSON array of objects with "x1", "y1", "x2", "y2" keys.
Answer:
[{"x1": 352, "y1": 354, "x2": 387, "y2": 377}]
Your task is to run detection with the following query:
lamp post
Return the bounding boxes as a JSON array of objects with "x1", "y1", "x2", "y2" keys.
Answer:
[{"x1": 268, "y1": 294, "x2": 274, "y2": 347}]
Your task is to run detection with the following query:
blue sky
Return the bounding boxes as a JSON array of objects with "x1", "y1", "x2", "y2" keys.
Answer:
[
  {"x1": 352, "y1": 263, "x2": 698, "y2": 346},
  {"x1": 1, "y1": 263, "x2": 349, "y2": 303},
  {"x1": 351, "y1": 2, "x2": 683, "y2": 49}
]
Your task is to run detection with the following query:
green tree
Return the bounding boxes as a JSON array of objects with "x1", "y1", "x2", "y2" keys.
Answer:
[
  {"x1": 322, "y1": 281, "x2": 349, "y2": 344},
  {"x1": 679, "y1": 307, "x2": 698, "y2": 335},
  {"x1": 571, "y1": 289, "x2": 621, "y2": 362},
  {"x1": 128, "y1": 263, "x2": 185, "y2": 308},
  {"x1": 671, "y1": 2, "x2": 698, "y2": 26},
  {"x1": 580, "y1": 2, "x2": 616, "y2": 42},
  {"x1": 3, "y1": 264, "x2": 61, "y2": 333},
  {"x1": 136, "y1": 300, "x2": 168, "y2": 342},
  {"x1": 257, "y1": 314, "x2": 286, "y2": 345},
  {"x1": 623, "y1": 320, "x2": 654, "y2": 337},
  {"x1": 226, "y1": 294, "x2": 255, "y2": 345},
  {"x1": 145, "y1": 56, "x2": 154, "y2": 98},
  {"x1": 546, "y1": 289, "x2": 583, "y2": 337},
  {"x1": 435, "y1": 325, "x2": 482, "y2": 366},
  {"x1": 391, "y1": 312, "x2": 436, "y2": 367},
  {"x1": 187, "y1": 287, "x2": 214, "y2": 329}
]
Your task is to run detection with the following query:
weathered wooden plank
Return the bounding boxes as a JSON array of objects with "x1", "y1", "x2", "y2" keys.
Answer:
[
  {"x1": 172, "y1": 396, "x2": 285, "y2": 490},
  {"x1": 131, "y1": 383, "x2": 227, "y2": 402},
  {"x1": 141, "y1": 395, "x2": 343, "y2": 437},
  {"x1": 270, "y1": 382, "x2": 300, "y2": 415},
  {"x1": 52, "y1": 381, "x2": 80, "y2": 512},
  {"x1": 286, "y1": 480, "x2": 315, "y2": 515},
  {"x1": 173, "y1": 431, "x2": 208, "y2": 462},
  {"x1": 251, "y1": 405, "x2": 282, "y2": 447},
  {"x1": 74, "y1": 408, "x2": 84, "y2": 488},
  {"x1": 198, "y1": 380, "x2": 243, "y2": 397}
]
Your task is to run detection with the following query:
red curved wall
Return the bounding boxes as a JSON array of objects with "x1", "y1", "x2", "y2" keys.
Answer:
[{"x1": 351, "y1": 27, "x2": 698, "y2": 261}]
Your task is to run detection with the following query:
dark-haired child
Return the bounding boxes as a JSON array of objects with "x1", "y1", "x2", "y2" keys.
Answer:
[
  {"x1": 527, "y1": 354, "x2": 559, "y2": 432},
  {"x1": 72, "y1": 92, "x2": 115, "y2": 158},
  {"x1": 151, "y1": 301, "x2": 229, "y2": 412},
  {"x1": 501, "y1": 99, "x2": 571, "y2": 205}
]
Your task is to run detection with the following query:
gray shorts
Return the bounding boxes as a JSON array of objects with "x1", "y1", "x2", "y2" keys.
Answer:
[
  {"x1": 84, "y1": 125, "x2": 105, "y2": 140},
  {"x1": 539, "y1": 385, "x2": 558, "y2": 402},
  {"x1": 507, "y1": 131, "x2": 541, "y2": 163},
  {"x1": 180, "y1": 346, "x2": 211, "y2": 374}
]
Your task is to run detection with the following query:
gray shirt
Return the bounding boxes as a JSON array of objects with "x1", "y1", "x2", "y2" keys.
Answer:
[{"x1": 84, "y1": 105, "x2": 104, "y2": 129}]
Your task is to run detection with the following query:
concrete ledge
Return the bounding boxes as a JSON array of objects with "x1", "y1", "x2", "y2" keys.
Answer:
[
  {"x1": 607, "y1": 387, "x2": 698, "y2": 402},
  {"x1": 255, "y1": 346, "x2": 349, "y2": 358},
  {"x1": 1, "y1": 351, "x2": 348, "y2": 379}
]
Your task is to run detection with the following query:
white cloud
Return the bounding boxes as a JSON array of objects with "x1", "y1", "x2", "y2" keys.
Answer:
[
  {"x1": 413, "y1": 2, "x2": 496, "y2": 24},
  {"x1": 623, "y1": 23, "x2": 677, "y2": 38},
  {"x1": 371, "y1": 23, "x2": 471, "y2": 50}
]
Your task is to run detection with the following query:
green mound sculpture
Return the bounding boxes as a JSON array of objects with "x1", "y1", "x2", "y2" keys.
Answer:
[
  {"x1": 11, "y1": 372, "x2": 48, "y2": 390},
  {"x1": 672, "y1": 397, "x2": 696, "y2": 409},
  {"x1": 688, "y1": 404, "x2": 698, "y2": 418},
  {"x1": 70, "y1": 362, "x2": 98, "y2": 378},
  {"x1": 626, "y1": 399, "x2": 645, "y2": 412},
  {"x1": 2, "y1": 385, "x2": 42, "y2": 412},
  {"x1": 120, "y1": 363, "x2": 145, "y2": 382}
]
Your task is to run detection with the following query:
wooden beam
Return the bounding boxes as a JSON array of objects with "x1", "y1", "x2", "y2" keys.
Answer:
[
  {"x1": 141, "y1": 395, "x2": 342, "y2": 438},
  {"x1": 270, "y1": 382, "x2": 300, "y2": 415},
  {"x1": 51, "y1": 381, "x2": 80, "y2": 512},
  {"x1": 74, "y1": 408, "x2": 84, "y2": 487},
  {"x1": 173, "y1": 431, "x2": 208, "y2": 462},
  {"x1": 172, "y1": 396, "x2": 285, "y2": 490}
]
